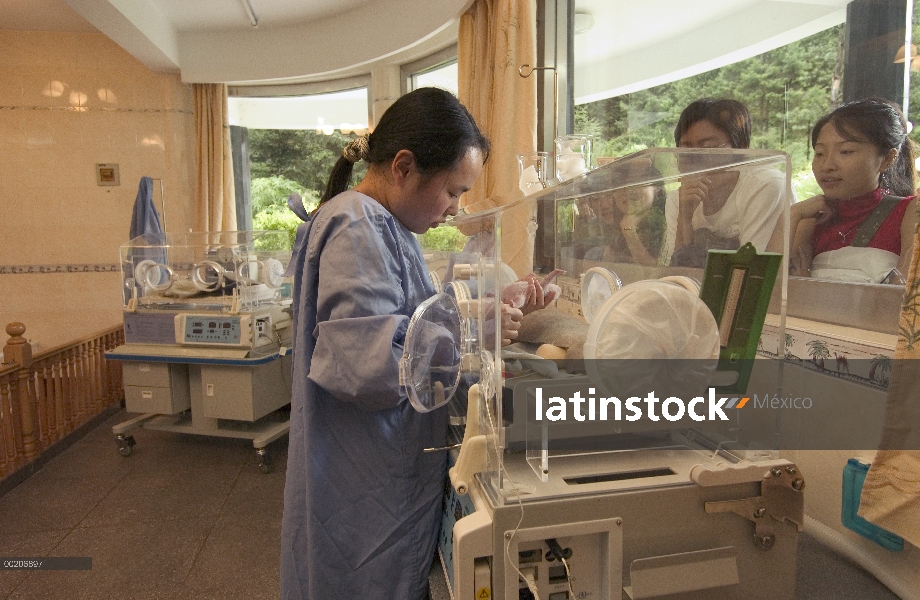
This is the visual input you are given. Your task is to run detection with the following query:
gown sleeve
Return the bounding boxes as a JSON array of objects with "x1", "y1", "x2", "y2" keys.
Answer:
[{"x1": 308, "y1": 212, "x2": 417, "y2": 411}]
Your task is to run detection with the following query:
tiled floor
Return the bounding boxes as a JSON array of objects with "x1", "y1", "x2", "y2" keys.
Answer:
[
  {"x1": 0, "y1": 410, "x2": 285, "y2": 599},
  {"x1": 0, "y1": 409, "x2": 902, "y2": 600}
]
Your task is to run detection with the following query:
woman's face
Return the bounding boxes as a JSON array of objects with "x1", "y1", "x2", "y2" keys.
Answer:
[
  {"x1": 392, "y1": 147, "x2": 485, "y2": 234},
  {"x1": 812, "y1": 122, "x2": 893, "y2": 200},
  {"x1": 611, "y1": 186, "x2": 654, "y2": 219},
  {"x1": 605, "y1": 159, "x2": 657, "y2": 219}
]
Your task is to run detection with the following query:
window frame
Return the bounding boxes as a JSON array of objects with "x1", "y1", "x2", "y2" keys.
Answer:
[{"x1": 400, "y1": 44, "x2": 459, "y2": 95}]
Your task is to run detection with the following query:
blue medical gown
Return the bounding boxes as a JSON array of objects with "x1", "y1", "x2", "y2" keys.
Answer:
[{"x1": 280, "y1": 191, "x2": 449, "y2": 600}]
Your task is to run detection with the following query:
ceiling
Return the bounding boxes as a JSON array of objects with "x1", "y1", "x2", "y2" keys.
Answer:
[
  {"x1": 0, "y1": 0, "x2": 98, "y2": 33},
  {"x1": 0, "y1": 0, "x2": 853, "y2": 93},
  {"x1": 0, "y1": 0, "x2": 467, "y2": 84}
]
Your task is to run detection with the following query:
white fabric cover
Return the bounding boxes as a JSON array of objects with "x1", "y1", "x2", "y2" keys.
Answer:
[
  {"x1": 584, "y1": 279, "x2": 720, "y2": 398},
  {"x1": 811, "y1": 246, "x2": 899, "y2": 284},
  {"x1": 585, "y1": 280, "x2": 720, "y2": 360}
]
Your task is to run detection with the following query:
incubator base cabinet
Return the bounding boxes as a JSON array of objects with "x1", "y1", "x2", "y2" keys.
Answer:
[
  {"x1": 107, "y1": 231, "x2": 294, "y2": 472},
  {"x1": 405, "y1": 148, "x2": 804, "y2": 598},
  {"x1": 443, "y1": 448, "x2": 802, "y2": 600}
]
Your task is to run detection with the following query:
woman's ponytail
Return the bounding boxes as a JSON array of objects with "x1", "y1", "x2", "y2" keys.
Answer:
[
  {"x1": 320, "y1": 134, "x2": 371, "y2": 205},
  {"x1": 888, "y1": 136, "x2": 918, "y2": 197},
  {"x1": 320, "y1": 156, "x2": 356, "y2": 204}
]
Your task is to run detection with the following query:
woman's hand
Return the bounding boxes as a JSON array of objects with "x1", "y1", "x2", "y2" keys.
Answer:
[
  {"x1": 619, "y1": 213, "x2": 658, "y2": 266},
  {"x1": 620, "y1": 212, "x2": 642, "y2": 232},
  {"x1": 789, "y1": 240, "x2": 814, "y2": 277},
  {"x1": 675, "y1": 176, "x2": 710, "y2": 249},
  {"x1": 500, "y1": 303, "x2": 524, "y2": 346},
  {"x1": 792, "y1": 195, "x2": 833, "y2": 225},
  {"x1": 785, "y1": 196, "x2": 834, "y2": 277}
]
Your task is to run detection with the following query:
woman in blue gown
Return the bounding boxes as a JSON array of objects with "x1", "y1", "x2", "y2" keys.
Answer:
[{"x1": 280, "y1": 88, "x2": 494, "y2": 600}]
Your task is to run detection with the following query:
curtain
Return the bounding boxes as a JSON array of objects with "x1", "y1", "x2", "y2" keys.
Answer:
[
  {"x1": 859, "y1": 197, "x2": 920, "y2": 546},
  {"x1": 458, "y1": 0, "x2": 538, "y2": 277},
  {"x1": 194, "y1": 83, "x2": 237, "y2": 232}
]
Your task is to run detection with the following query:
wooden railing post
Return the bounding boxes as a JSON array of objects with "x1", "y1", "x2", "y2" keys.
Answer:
[{"x1": 4, "y1": 323, "x2": 38, "y2": 460}]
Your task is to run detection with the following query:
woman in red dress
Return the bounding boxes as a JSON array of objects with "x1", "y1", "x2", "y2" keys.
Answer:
[{"x1": 781, "y1": 98, "x2": 918, "y2": 284}]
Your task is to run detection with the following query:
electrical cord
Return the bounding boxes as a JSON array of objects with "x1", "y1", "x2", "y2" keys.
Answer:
[
  {"x1": 272, "y1": 325, "x2": 291, "y2": 392},
  {"x1": 560, "y1": 556, "x2": 576, "y2": 598},
  {"x1": 546, "y1": 538, "x2": 577, "y2": 598},
  {"x1": 483, "y1": 378, "x2": 540, "y2": 600}
]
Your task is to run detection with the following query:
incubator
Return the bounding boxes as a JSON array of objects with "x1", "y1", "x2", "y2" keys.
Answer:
[
  {"x1": 106, "y1": 231, "x2": 293, "y2": 472},
  {"x1": 405, "y1": 148, "x2": 804, "y2": 599}
]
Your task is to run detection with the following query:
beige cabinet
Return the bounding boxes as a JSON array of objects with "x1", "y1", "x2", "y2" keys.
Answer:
[{"x1": 122, "y1": 361, "x2": 191, "y2": 414}]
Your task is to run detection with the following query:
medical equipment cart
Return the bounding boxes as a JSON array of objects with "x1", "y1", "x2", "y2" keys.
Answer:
[{"x1": 107, "y1": 230, "x2": 294, "y2": 472}]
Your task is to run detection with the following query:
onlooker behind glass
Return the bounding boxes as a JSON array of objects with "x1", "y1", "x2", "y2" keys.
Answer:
[
  {"x1": 582, "y1": 157, "x2": 667, "y2": 266},
  {"x1": 664, "y1": 98, "x2": 787, "y2": 267},
  {"x1": 773, "y1": 98, "x2": 918, "y2": 284}
]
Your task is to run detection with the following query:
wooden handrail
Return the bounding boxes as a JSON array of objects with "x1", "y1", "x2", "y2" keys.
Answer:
[
  {"x1": 0, "y1": 323, "x2": 124, "y2": 376},
  {"x1": 1, "y1": 322, "x2": 125, "y2": 482},
  {"x1": 29, "y1": 323, "x2": 125, "y2": 362}
]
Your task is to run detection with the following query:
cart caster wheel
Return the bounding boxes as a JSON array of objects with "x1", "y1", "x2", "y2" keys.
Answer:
[
  {"x1": 256, "y1": 449, "x2": 272, "y2": 474},
  {"x1": 116, "y1": 434, "x2": 136, "y2": 457}
]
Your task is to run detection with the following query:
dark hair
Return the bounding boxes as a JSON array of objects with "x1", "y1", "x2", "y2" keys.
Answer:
[
  {"x1": 673, "y1": 98, "x2": 752, "y2": 149},
  {"x1": 587, "y1": 158, "x2": 668, "y2": 259},
  {"x1": 320, "y1": 87, "x2": 491, "y2": 203},
  {"x1": 811, "y1": 97, "x2": 918, "y2": 197}
]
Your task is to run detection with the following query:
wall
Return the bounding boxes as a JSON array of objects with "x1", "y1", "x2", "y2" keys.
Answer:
[{"x1": 0, "y1": 30, "x2": 196, "y2": 352}]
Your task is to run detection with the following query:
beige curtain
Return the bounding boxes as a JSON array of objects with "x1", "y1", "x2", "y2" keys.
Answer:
[
  {"x1": 859, "y1": 198, "x2": 920, "y2": 546},
  {"x1": 458, "y1": 0, "x2": 538, "y2": 276},
  {"x1": 194, "y1": 83, "x2": 237, "y2": 232}
]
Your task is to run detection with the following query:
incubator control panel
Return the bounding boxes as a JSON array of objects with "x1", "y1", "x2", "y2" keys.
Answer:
[
  {"x1": 173, "y1": 313, "x2": 277, "y2": 348},
  {"x1": 179, "y1": 315, "x2": 243, "y2": 345}
]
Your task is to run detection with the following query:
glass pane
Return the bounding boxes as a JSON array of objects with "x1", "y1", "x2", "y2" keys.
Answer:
[
  {"x1": 228, "y1": 88, "x2": 370, "y2": 247},
  {"x1": 574, "y1": 24, "x2": 842, "y2": 203},
  {"x1": 572, "y1": 1, "x2": 915, "y2": 204},
  {"x1": 411, "y1": 61, "x2": 458, "y2": 95}
]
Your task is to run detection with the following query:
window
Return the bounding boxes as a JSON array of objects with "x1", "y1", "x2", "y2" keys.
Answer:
[
  {"x1": 402, "y1": 45, "x2": 459, "y2": 95},
  {"x1": 564, "y1": 0, "x2": 918, "y2": 201},
  {"x1": 410, "y1": 61, "x2": 458, "y2": 95},
  {"x1": 228, "y1": 80, "x2": 371, "y2": 241}
]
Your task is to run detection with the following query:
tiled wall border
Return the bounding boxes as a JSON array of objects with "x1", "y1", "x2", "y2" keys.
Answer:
[
  {"x1": 0, "y1": 264, "x2": 119, "y2": 274},
  {"x1": 0, "y1": 106, "x2": 192, "y2": 114}
]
